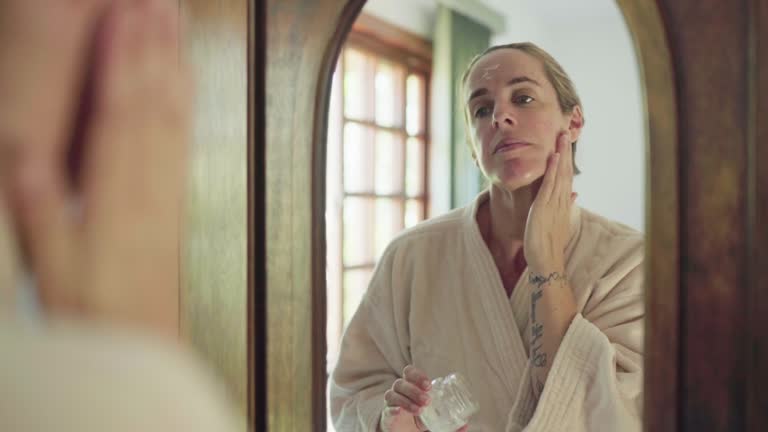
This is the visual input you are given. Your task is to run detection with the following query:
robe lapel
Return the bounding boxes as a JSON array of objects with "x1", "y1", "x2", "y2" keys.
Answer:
[{"x1": 462, "y1": 199, "x2": 529, "y2": 398}]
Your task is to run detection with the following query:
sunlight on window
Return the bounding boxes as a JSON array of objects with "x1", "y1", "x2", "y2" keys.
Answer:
[
  {"x1": 344, "y1": 49, "x2": 375, "y2": 121},
  {"x1": 375, "y1": 62, "x2": 405, "y2": 128},
  {"x1": 343, "y1": 123, "x2": 375, "y2": 193},
  {"x1": 343, "y1": 269, "x2": 373, "y2": 324},
  {"x1": 405, "y1": 199, "x2": 424, "y2": 228},
  {"x1": 327, "y1": 39, "x2": 430, "y2": 381},
  {"x1": 406, "y1": 137, "x2": 425, "y2": 197},
  {"x1": 343, "y1": 197, "x2": 375, "y2": 267},
  {"x1": 374, "y1": 131, "x2": 405, "y2": 195},
  {"x1": 374, "y1": 198, "x2": 404, "y2": 259},
  {"x1": 406, "y1": 74, "x2": 426, "y2": 136}
]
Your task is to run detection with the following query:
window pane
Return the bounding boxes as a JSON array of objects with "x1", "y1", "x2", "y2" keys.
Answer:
[
  {"x1": 344, "y1": 49, "x2": 375, "y2": 121},
  {"x1": 344, "y1": 123, "x2": 375, "y2": 193},
  {"x1": 374, "y1": 130, "x2": 405, "y2": 195},
  {"x1": 374, "y1": 198, "x2": 404, "y2": 259},
  {"x1": 406, "y1": 74, "x2": 426, "y2": 136},
  {"x1": 343, "y1": 268, "x2": 373, "y2": 324},
  {"x1": 406, "y1": 137, "x2": 425, "y2": 197},
  {"x1": 343, "y1": 197, "x2": 375, "y2": 266},
  {"x1": 405, "y1": 199, "x2": 425, "y2": 228},
  {"x1": 375, "y1": 61, "x2": 405, "y2": 128}
]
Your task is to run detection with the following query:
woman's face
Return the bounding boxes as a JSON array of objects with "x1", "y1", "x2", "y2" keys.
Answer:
[{"x1": 465, "y1": 49, "x2": 582, "y2": 191}]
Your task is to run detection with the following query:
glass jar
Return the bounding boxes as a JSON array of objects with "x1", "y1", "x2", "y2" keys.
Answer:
[{"x1": 419, "y1": 373, "x2": 479, "y2": 432}]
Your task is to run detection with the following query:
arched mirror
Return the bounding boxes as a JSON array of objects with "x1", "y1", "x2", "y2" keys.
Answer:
[{"x1": 318, "y1": 0, "x2": 676, "y2": 431}]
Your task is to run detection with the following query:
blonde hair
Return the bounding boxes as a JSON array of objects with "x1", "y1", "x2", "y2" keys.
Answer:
[{"x1": 461, "y1": 42, "x2": 584, "y2": 174}]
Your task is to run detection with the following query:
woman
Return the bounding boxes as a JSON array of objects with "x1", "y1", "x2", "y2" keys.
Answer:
[
  {"x1": 0, "y1": 1, "x2": 243, "y2": 430},
  {"x1": 329, "y1": 43, "x2": 644, "y2": 432}
]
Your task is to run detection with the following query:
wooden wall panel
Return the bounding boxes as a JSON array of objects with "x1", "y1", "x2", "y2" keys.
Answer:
[
  {"x1": 748, "y1": 0, "x2": 768, "y2": 429},
  {"x1": 658, "y1": 1, "x2": 753, "y2": 430},
  {"x1": 614, "y1": 2, "x2": 680, "y2": 431},
  {"x1": 179, "y1": 0, "x2": 250, "y2": 421}
]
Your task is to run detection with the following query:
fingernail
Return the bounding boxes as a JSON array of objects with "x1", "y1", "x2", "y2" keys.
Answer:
[
  {"x1": 420, "y1": 395, "x2": 430, "y2": 404},
  {"x1": 422, "y1": 380, "x2": 431, "y2": 390}
]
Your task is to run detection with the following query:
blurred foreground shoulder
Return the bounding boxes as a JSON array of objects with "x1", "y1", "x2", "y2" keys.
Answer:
[{"x1": 0, "y1": 319, "x2": 248, "y2": 432}]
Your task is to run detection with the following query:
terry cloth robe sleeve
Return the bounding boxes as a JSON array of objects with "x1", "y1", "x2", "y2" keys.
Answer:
[
  {"x1": 329, "y1": 242, "x2": 414, "y2": 432},
  {"x1": 507, "y1": 226, "x2": 644, "y2": 432}
]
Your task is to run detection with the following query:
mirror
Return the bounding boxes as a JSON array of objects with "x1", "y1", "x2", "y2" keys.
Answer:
[{"x1": 325, "y1": 1, "x2": 649, "y2": 430}]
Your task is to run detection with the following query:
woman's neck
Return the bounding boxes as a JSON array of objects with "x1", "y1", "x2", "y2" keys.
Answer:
[{"x1": 479, "y1": 182, "x2": 539, "y2": 262}]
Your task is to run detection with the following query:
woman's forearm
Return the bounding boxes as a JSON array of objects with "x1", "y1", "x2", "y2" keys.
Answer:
[{"x1": 528, "y1": 268, "x2": 577, "y2": 398}]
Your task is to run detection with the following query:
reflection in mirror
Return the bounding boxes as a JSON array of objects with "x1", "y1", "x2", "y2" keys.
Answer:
[{"x1": 326, "y1": 1, "x2": 645, "y2": 431}]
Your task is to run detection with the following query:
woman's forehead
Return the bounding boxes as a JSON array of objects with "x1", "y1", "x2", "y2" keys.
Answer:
[{"x1": 467, "y1": 49, "x2": 547, "y2": 91}]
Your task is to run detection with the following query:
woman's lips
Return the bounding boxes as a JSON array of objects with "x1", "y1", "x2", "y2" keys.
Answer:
[{"x1": 493, "y1": 141, "x2": 531, "y2": 154}]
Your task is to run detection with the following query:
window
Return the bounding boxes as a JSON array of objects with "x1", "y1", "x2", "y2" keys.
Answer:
[{"x1": 326, "y1": 15, "x2": 432, "y2": 372}]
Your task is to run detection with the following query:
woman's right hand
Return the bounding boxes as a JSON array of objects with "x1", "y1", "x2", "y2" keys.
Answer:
[{"x1": 379, "y1": 365, "x2": 470, "y2": 432}]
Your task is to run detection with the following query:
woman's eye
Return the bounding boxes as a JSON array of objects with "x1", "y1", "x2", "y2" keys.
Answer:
[
  {"x1": 474, "y1": 106, "x2": 491, "y2": 118},
  {"x1": 515, "y1": 95, "x2": 534, "y2": 104}
]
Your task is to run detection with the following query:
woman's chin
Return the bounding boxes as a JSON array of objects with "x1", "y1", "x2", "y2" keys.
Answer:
[{"x1": 492, "y1": 164, "x2": 545, "y2": 192}]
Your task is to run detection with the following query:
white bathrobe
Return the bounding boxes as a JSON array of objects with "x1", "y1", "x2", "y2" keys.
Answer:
[{"x1": 330, "y1": 191, "x2": 644, "y2": 431}]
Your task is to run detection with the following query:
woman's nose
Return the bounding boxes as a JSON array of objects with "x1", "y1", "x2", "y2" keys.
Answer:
[{"x1": 492, "y1": 110, "x2": 516, "y2": 129}]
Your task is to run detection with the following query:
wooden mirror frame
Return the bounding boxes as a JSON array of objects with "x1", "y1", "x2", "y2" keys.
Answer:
[{"x1": 256, "y1": 1, "x2": 767, "y2": 431}]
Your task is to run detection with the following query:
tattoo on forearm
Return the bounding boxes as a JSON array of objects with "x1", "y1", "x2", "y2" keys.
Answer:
[
  {"x1": 531, "y1": 290, "x2": 542, "y2": 322},
  {"x1": 528, "y1": 272, "x2": 567, "y2": 289},
  {"x1": 529, "y1": 272, "x2": 565, "y2": 389},
  {"x1": 531, "y1": 344, "x2": 548, "y2": 367},
  {"x1": 531, "y1": 322, "x2": 544, "y2": 346},
  {"x1": 530, "y1": 287, "x2": 547, "y2": 370},
  {"x1": 528, "y1": 272, "x2": 567, "y2": 371}
]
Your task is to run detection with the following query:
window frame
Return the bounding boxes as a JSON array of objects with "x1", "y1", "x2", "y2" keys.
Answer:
[{"x1": 326, "y1": 13, "x2": 433, "y2": 372}]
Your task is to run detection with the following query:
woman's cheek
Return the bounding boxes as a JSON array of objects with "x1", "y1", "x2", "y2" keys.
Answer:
[
  {"x1": 479, "y1": 128, "x2": 495, "y2": 156},
  {"x1": 532, "y1": 119, "x2": 560, "y2": 151}
]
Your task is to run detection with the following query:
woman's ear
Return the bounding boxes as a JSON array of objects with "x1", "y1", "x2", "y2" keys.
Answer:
[{"x1": 568, "y1": 106, "x2": 584, "y2": 142}]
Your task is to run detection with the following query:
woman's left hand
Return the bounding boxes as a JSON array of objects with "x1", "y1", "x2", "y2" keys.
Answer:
[{"x1": 523, "y1": 132, "x2": 577, "y2": 275}]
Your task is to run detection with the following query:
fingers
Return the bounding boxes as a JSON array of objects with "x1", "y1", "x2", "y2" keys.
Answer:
[
  {"x1": 537, "y1": 151, "x2": 559, "y2": 204},
  {"x1": 0, "y1": 193, "x2": 20, "y2": 314},
  {"x1": 385, "y1": 365, "x2": 432, "y2": 415},
  {"x1": 414, "y1": 416, "x2": 429, "y2": 431},
  {"x1": 75, "y1": 0, "x2": 189, "y2": 335},
  {"x1": 404, "y1": 365, "x2": 432, "y2": 391},
  {"x1": 552, "y1": 132, "x2": 572, "y2": 203},
  {"x1": 380, "y1": 407, "x2": 428, "y2": 432},
  {"x1": 0, "y1": 0, "x2": 108, "y2": 163},
  {"x1": 85, "y1": 0, "x2": 190, "y2": 209},
  {"x1": 385, "y1": 388, "x2": 424, "y2": 415},
  {"x1": 11, "y1": 152, "x2": 80, "y2": 312},
  {"x1": 0, "y1": 0, "x2": 109, "y2": 313},
  {"x1": 379, "y1": 407, "x2": 401, "y2": 432},
  {"x1": 385, "y1": 380, "x2": 430, "y2": 414},
  {"x1": 561, "y1": 130, "x2": 574, "y2": 177},
  {"x1": 382, "y1": 406, "x2": 402, "y2": 418},
  {"x1": 396, "y1": 378, "x2": 431, "y2": 406}
]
